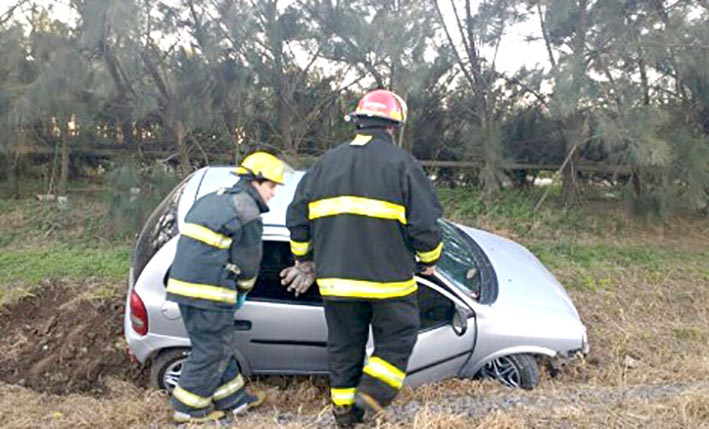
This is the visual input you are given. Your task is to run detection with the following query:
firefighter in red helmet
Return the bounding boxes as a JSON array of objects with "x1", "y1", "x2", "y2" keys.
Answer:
[{"x1": 281, "y1": 89, "x2": 443, "y2": 427}]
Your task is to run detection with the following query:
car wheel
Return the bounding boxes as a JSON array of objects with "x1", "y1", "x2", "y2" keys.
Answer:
[
  {"x1": 150, "y1": 348, "x2": 190, "y2": 392},
  {"x1": 479, "y1": 353, "x2": 539, "y2": 390}
]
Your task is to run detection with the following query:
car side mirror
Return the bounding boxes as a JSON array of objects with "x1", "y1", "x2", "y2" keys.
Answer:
[{"x1": 451, "y1": 305, "x2": 473, "y2": 336}]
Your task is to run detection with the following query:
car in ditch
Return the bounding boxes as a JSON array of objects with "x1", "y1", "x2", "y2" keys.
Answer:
[{"x1": 125, "y1": 166, "x2": 588, "y2": 392}]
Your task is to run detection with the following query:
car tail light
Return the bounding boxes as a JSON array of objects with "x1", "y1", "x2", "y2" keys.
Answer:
[{"x1": 130, "y1": 290, "x2": 149, "y2": 336}]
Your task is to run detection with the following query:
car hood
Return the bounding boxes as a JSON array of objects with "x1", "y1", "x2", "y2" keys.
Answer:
[{"x1": 456, "y1": 225, "x2": 581, "y2": 321}]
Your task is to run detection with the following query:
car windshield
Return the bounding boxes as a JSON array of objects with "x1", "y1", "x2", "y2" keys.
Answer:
[{"x1": 435, "y1": 219, "x2": 483, "y2": 299}]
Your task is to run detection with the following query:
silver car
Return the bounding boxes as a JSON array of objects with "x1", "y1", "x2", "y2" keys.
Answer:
[{"x1": 125, "y1": 167, "x2": 588, "y2": 392}]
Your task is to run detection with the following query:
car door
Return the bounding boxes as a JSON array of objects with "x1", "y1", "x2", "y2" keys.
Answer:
[
  {"x1": 403, "y1": 278, "x2": 477, "y2": 387},
  {"x1": 234, "y1": 238, "x2": 329, "y2": 375}
]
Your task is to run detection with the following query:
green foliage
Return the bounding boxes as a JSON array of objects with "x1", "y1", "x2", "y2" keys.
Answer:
[
  {"x1": 438, "y1": 186, "x2": 583, "y2": 237},
  {"x1": 0, "y1": 0, "x2": 706, "y2": 217}
]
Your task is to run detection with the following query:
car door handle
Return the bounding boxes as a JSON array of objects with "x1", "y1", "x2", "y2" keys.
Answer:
[{"x1": 234, "y1": 320, "x2": 252, "y2": 331}]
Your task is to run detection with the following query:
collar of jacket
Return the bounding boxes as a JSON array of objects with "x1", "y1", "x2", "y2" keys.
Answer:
[
  {"x1": 354, "y1": 127, "x2": 395, "y2": 144},
  {"x1": 230, "y1": 180, "x2": 270, "y2": 214}
]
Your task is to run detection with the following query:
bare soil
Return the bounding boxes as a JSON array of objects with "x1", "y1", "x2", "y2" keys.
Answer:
[{"x1": 0, "y1": 281, "x2": 145, "y2": 395}]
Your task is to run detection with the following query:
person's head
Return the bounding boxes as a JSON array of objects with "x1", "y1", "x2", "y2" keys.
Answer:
[
  {"x1": 234, "y1": 152, "x2": 292, "y2": 203},
  {"x1": 347, "y1": 89, "x2": 408, "y2": 140}
]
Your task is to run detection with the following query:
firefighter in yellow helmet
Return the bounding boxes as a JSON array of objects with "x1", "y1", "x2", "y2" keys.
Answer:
[
  {"x1": 166, "y1": 151, "x2": 291, "y2": 424},
  {"x1": 281, "y1": 89, "x2": 444, "y2": 427}
]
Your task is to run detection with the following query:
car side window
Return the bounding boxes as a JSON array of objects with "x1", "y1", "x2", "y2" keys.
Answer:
[
  {"x1": 250, "y1": 241, "x2": 323, "y2": 304},
  {"x1": 417, "y1": 283, "x2": 455, "y2": 332}
]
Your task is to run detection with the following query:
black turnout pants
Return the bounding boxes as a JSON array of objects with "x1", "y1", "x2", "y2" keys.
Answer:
[
  {"x1": 170, "y1": 305, "x2": 246, "y2": 417},
  {"x1": 324, "y1": 293, "x2": 420, "y2": 408}
]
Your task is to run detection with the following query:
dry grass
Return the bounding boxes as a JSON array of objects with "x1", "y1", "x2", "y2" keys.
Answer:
[
  {"x1": 1, "y1": 195, "x2": 707, "y2": 428},
  {"x1": 4, "y1": 378, "x2": 706, "y2": 429}
]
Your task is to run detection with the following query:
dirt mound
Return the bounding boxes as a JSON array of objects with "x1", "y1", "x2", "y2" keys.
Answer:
[{"x1": 0, "y1": 282, "x2": 146, "y2": 395}]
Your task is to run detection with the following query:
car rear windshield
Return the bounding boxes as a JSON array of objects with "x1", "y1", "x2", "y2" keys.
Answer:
[{"x1": 132, "y1": 173, "x2": 193, "y2": 283}]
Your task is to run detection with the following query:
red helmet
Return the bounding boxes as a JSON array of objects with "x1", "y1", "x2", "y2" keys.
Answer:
[{"x1": 350, "y1": 89, "x2": 408, "y2": 125}]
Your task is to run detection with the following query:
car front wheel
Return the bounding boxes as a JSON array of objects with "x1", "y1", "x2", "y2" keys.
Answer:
[
  {"x1": 150, "y1": 348, "x2": 189, "y2": 392},
  {"x1": 479, "y1": 353, "x2": 539, "y2": 390}
]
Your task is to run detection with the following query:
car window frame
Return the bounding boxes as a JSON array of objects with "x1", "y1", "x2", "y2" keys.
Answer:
[
  {"x1": 249, "y1": 235, "x2": 324, "y2": 307},
  {"x1": 434, "y1": 220, "x2": 499, "y2": 305}
]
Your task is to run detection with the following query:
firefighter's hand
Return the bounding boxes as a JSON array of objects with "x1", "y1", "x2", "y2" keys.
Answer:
[
  {"x1": 420, "y1": 265, "x2": 436, "y2": 276},
  {"x1": 280, "y1": 261, "x2": 315, "y2": 297}
]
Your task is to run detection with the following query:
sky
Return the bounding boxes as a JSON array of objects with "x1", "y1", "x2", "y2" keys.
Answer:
[{"x1": 0, "y1": 0, "x2": 550, "y2": 74}]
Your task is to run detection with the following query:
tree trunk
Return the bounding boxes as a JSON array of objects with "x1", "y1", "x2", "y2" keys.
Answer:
[
  {"x1": 4, "y1": 148, "x2": 21, "y2": 198},
  {"x1": 10, "y1": 150, "x2": 21, "y2": 198},
  {"x1": 59, "y1": 128, "x2": 70, "y2": 196},
  {"x1": 481, "y1": 116, "x2": 502, "y2": 194},
  {"x1": 174, "y1": 120, "x2": 191, "y2": 177},
  {"x1": 7, "y1": 130, "x2": 28, "y2": 198},
  {"x1": 562, "y1": 139, "x2": 579, "y2": 207},
  {"x1": 278, "y1": 98, "x2": 294, "y2": 154}
]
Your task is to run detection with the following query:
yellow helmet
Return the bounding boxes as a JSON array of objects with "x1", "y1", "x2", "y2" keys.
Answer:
[{"x1": 235, "y1": 152, "x2": 291, "y2": 185}]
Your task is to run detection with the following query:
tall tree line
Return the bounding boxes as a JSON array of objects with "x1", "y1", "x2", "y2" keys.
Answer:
[{"x1": 0, "y1": 0, "x2": 706, "y2": 214}]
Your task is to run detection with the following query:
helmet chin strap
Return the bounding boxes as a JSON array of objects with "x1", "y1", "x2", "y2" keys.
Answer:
[{"x1": 396, "y1": 124, "x2": 405, "y2": 148}]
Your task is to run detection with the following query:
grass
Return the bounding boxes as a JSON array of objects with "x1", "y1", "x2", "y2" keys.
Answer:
[
  {"x1": 0, "y1": 245, "x2": 130, "y2": 305},
  {"x1": 0, "y1": 245, "x2": 130, "y2": 285},
  {"x1": 0, "y1": 182, "x2": 708, "y2": 428}
]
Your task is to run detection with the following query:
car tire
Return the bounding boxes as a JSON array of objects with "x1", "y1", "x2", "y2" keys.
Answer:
[
  {"x1": 479, "y1": 353, "x2": 539, "y2": 390},
  {"x1": 149, "y1": 348, "x2": 190, "y2": 391}
]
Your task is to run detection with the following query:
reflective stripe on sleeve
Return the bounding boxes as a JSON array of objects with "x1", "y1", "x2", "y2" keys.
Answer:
[
  {"x1": 362, "y1": 357, "x2": 406, "y2": 389},
  {"x1": 166, "y1": 279, "x2": 237, "y2": 304},
  {"x1": 317, "y1": 278, "x2": 417, "y2": 299},
  {"x1": 416, "y1": 242, "x2": 443, "y2": 264},
  {"x1": 173, "y1": 385, "x2": 212, "y2": 409},
  {"x1": 213, "y1": 374, "x2": 245, "y2": 400},
  {"x1": 181, "y1": 223, "x2": 232, "y2": 249},
  {"x1": 237, "y1": 277, "x2": 257, "y2": 291},
  {"x1": 290, "y1": 240, "x2": 311, "y2": 256},
  {"x1": 330, "y1": 387, "x2": 357, "y2": 406},
  {"x1": 308, "y1": 196, "x2": 407, "y2": 225}
]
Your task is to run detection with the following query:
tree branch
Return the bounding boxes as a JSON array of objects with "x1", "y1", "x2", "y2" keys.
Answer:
[
  {"x1": 433, "y1": 0, "x2": 476, "y2": 89},
  {"x1": 0, "y1": 0, "x2": 29, "y2": 26}
]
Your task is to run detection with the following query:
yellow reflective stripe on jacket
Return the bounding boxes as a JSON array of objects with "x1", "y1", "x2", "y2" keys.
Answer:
[
  {"x1": 213, "y1": 374, "x2": 245, "y2": 400},
  {"x1": 350, "y1": 134, "x2": 373, "y2": 146},
  {"x1": 417, "y1": 242, "x2": 443, "y2": 264},
  {"x1": 317, "y1": 278, "x2": 417, "y2": 299},
  {"x1": 237, "y1": 277, "x2": 257, "y2": 291},
  {"x1": 173, "y1": 385, "x2": 212, "y2": 409},
  {"x1": 308, "y1": 196, "x2": 407, "y2": 225},
  {"x1": 363, "y1": 357, "x2": 406, "y2": 389},
  {"x1": 330, "y1": 387, "x2": 357, "y2": 406},
  {"x1": 181, "y1": 223, "x2": 232, "y2": 249},
  {"x1": 166, "y1": 279, "x2": 237, "y2": 304},
  {"x1": 290, "y1": 240, "x2": 311, "y2": 256}
]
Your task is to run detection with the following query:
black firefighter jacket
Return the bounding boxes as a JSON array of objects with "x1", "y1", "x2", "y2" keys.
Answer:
[
  {"x1": 166, "y1": 180, "x2": 268, "y2": 311},
  {"x1": 286, "y1": 128, "x2": 443, "y2": 300}
]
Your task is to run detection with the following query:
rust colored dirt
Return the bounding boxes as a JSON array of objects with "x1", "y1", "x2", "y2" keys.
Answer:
[{"x1": 0, "y1": 283, "x2": 146, "y2": 395}]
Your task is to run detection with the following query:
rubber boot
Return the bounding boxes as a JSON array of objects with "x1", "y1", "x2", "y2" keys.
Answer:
[
  {"x1": 354, "y1": 392, "x2": 386, "y2": 421},
  {"x1": 332, "y1": 405, "x2": 365, "y2": 428},
  {"x1": 225, "y1": 390, "x2": 267, "y2": 417},
  {"x1": 172, "y1": 409, "x2": 225, "y2": 424}
]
